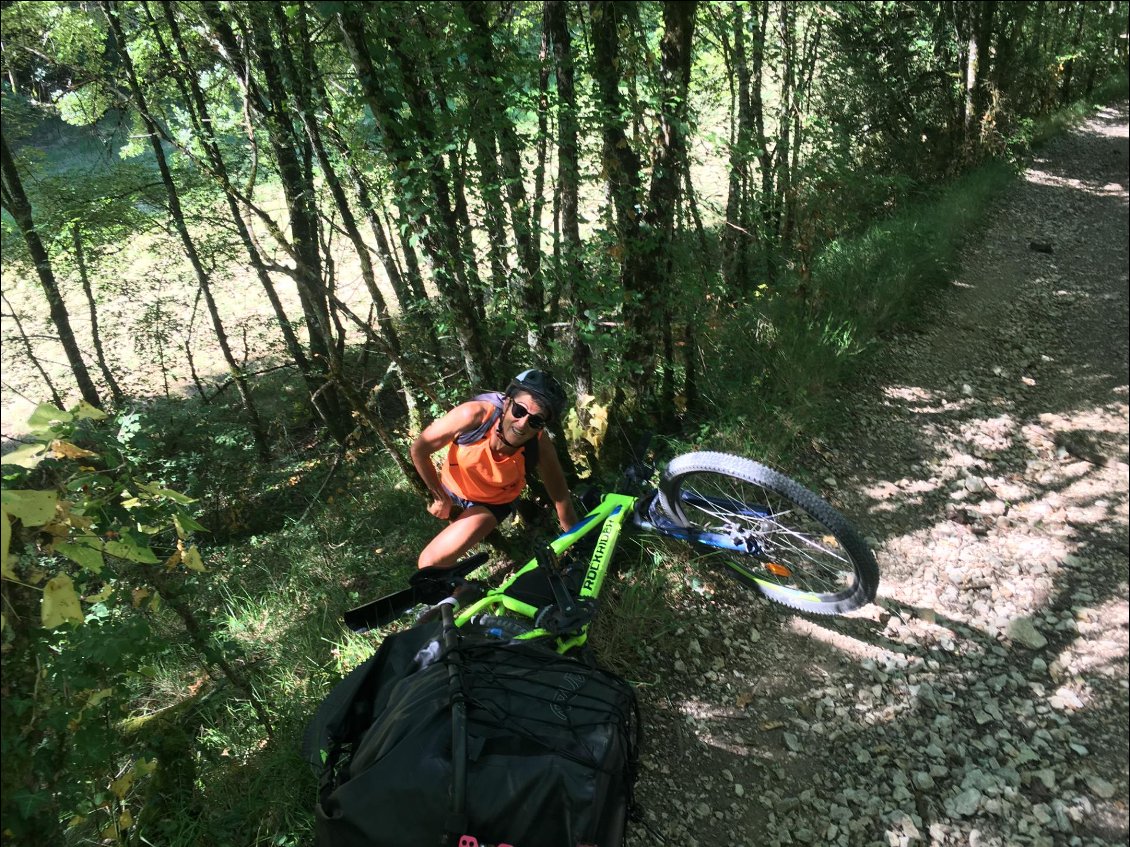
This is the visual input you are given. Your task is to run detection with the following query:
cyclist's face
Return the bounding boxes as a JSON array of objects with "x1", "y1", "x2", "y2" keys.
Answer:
[{"x1": 504, "y1": 392, "x2": 548, "y2": 442}]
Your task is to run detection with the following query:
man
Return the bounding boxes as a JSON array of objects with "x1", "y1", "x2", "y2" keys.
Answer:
[{"x1": 409, "y1": 369, "x2": 579, "y2": 570}]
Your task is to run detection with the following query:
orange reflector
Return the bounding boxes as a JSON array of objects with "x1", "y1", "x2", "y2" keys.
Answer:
[{"x1": 766, "y1": 562, "x2": 792, "y2": 578}]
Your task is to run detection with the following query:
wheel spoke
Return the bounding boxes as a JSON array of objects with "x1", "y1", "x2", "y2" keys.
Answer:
[{"x1": 679, "y1": 475, "x2": 856, "y2": 595}]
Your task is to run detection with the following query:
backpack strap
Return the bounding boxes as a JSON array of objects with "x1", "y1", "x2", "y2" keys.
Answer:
[
  {"x1": 454, "y1": 392, "x2": 540, "y2": 469},
  {"x1": 453, "y1": 393, "x2": 505, "y2": 446}
]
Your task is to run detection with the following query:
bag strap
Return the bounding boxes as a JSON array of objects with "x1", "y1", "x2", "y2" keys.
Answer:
[
  {"x1": 441, "y1": 603, "x2": 470, "y2": 840},
  {"x1": 454, "y1": 392, "x2": 540, "y2": 469}
]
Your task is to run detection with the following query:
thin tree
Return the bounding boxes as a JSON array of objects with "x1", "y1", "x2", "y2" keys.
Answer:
[
  {"x1": 338, "y1": 5, "x2": 492, "y2": 388},
  {"x1": 71, "y1": 223, "x2": 124, "y2": 404},
  {"x1": 0, "y1": 132, "x2": 102, "y2": 408},
  {"x1": 102, "y1": 0, "x2": 270, "y2": 460}
]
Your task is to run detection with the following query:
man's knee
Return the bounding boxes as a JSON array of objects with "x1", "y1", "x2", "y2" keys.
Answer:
[{"x1": 417, "y1": 549, "x2": 446, "y2": 570}]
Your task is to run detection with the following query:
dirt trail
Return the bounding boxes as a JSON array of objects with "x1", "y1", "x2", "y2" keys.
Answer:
[{"x1": 628, "y1": 104, "x2": 1129, "y2": 847}]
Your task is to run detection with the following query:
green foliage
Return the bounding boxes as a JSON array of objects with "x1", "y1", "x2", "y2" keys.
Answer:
[
  {"x1": 1, "y1": 401, "x2": 214, "y2": 845},
  {"x1": 695, "y1": 156, "x2": 1015, "y2": 460}
]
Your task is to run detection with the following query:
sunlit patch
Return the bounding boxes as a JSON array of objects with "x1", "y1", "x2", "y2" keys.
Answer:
[{"x1": 883, "y1": 385, "x2": 938, "y2": 403}]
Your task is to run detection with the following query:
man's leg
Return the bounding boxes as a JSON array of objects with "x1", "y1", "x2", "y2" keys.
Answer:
[{"x1": 417, "y1": 506, "x2": 498, "y2": 569}]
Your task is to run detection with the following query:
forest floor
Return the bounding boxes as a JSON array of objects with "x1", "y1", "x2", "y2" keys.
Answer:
[{"x1": 624, "y1": 104, "x2": 1129, "y2": 846}]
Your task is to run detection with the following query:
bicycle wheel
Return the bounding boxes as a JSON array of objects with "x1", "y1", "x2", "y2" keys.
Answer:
[{"x1": 658, "y1": 452, "x2": 878, "y2": 615}]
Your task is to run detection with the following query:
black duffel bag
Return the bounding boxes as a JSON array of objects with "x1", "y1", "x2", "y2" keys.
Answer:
[{"x1": 302, "y1": 619, "x2": 639, "y2": 847}]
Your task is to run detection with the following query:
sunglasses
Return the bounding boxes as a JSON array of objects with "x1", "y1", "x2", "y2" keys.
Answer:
[{"x1": 508, "y1": 399, "x2": 547, "y2": 430}]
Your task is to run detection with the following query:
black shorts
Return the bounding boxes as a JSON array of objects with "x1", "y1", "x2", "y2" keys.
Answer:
[{"x1": 445, "y1": 488, "x2": 515, "y2": 523}]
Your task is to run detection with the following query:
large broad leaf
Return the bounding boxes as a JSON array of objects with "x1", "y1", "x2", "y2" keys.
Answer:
[
  {"x1": 42, "y1": 574, "x2": 84, "y2": 628},
  {"x1": 50, "y1": 440, "x2": 98, "y2": 460},
  {"x1": 1, "y1": 442, "x2": 47, "y2": 468},
  {"x1": 27, "y1": 404, "x2": 73, "y2": 434},
  {"x1": 55, "y1": 540, "x2": 105, "y2": 573},
  {"x1": 71, "y1": 401, "x2": 108, "y2": 421},
  {"x1": 104, "y1": 539, "x2": 160, "y2": 564},
  {"x1": 182, "y1": 545, "x2": 206, "y2": 572},
  {"x1": 136, "y1": 481, "x2": 195, "y2": 504},
  {"x1": 173, "y1": 512, "x2": 208, "y2": 538},
  {"x1": 1, "y1": 489, "x2": 59, "y2": 525}
]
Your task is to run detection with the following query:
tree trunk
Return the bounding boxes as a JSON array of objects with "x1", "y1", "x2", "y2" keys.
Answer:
[
  {"x1": 590, "y1": 0, "x2": 695, "y2": 423},
  {"x1": 972, "y1": 1, "x2": 996, "y2": 138},
  {"x1": 1061, "y1": 2, "x2": 1087, "y2": 104},
  {"x1": 276, "y1": 3, "x2": 402, "y2": 362},
  {"x1": 464, "y1": 1, "x2": 548, "y2": 363},
  {"x1": 103, "y1": 0, "x2": 270, "y2": 460},
  {"x1": 71, "y1": 223, "x2": 124, "y2": 404},
  {"x1": 723, "y1": 1, "x2": 758, "y2": 289},
  {"x1": 545, "y1": 0, "x2": 594, "y2": 450},
  {"x1": 0, "y1": 291, "x2": 65, "y2": 408},
  {"x1": 337, "y1": 7, "x2": 491, "y2": 388},
  {"x1": 775, "y1": 1, "x2": 795, "y2": 243},
  {"x1": 0, "y1": 134, "x2": 102, "y2": 409},
  {"x1": 156, "y1": 0, "x2": 331, "y2": 429},
  {"x1": 750, "y1": 0, "x2": 774, "y2": 282},
  {"x1": 199, "y1": 0, "x2": 351, "y2": 443}
]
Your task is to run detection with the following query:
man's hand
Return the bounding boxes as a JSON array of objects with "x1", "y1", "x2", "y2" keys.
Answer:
[{"x1": 428, "y1": 494, "x2": 454, "y2": 520}]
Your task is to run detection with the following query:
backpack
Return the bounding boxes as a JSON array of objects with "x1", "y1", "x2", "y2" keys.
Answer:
[{"x1": 303, "y1": 621, "x2": 639, "y2": 847}]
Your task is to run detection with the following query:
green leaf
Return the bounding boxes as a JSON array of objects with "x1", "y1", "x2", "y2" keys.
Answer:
[
  {"x1": 136, "y1": 482, "x2": 194, "y2": 504},
  {"x1": 55, "y1": 541, "x2": 105, "y2": 574},
  {"x1": 1, "y1": 490, "x2": 59, "y2": 525},
  {"x1": 1, "y1": 442, "x2": 48, "y2": 468},
  {"x1": 27, "y1": 404, "x2": 73, "y2": 434},
  {"x1": 173, "y1": 513, "x2": 208, "y2": 538},
  {"x1": 104, "y1": 540, "x2": 160, "y2": 564}
]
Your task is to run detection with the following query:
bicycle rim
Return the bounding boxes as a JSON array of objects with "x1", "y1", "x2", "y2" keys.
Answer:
[{"x1": 659, "y1": 452, "x2": 878, "y2": 615}]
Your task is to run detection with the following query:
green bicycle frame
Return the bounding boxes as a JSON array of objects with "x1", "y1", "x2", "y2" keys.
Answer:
[{"x1": 453, "y1": 493, "x2": 638, "y2": 653}]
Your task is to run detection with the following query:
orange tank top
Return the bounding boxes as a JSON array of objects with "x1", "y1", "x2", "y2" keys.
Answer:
[{"x1": 441, "y1": 432, "x2": 534, "y2": 505}]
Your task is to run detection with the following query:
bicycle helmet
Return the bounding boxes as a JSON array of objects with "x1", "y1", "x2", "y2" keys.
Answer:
[{"x1": 506, "y1": 368, "x2": 567, "y2": 422}]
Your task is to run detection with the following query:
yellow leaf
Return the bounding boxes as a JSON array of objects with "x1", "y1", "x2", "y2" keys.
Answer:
[
  {"x1": 55, "y1": 541, "x2": 104, "y2": 574},
  {"x1": 67, "y1": 815, "x2": 86, "y2": 828},
  {"x1": 42, "y1": 574, "x2": 84, "y2": 628},
  {"x1": 1, "y1": 490, "x2": 59, "y2": 526},
  {"x1": 104, "y1": 539, "x2": 159, "y2": 564},
  {"x1": 131, "y1": 588, "x2": 150, "y2": 608},
  {"x1": 163, "y1": 549, "x2": 183, "y2": 570},
  {"x1": 182, "y1": 545, "x2": 206, "y2": 572},
  {"x1": 84, "y1": 585, "x2": 113, "y2": 603},
  {"x1": 50, "y1": 440, "x2": 98, "y2": 460},
  {"x1": 118, "y1": 808, "x2": 133, "y2": 830},
  {"x1": 0, "y1": 442, "x2": 47, "y2": 468},
  {"x1": 135, "y1": 758, "x2": 157, "y2": 777},
  {"x1": 87, "y1": 688, "x2": 113, "y2": 709},
  {"x1": 71, "y1": 400, "x2": 108, "y2": 421},
  {"x1": 111, "y1": 771, "x2": 134, "y2": 799}
]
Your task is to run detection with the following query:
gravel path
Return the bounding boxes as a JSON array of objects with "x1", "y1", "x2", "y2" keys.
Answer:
[{"x1": 627, "y1": 104, "x2": 1129, "y2": 847}]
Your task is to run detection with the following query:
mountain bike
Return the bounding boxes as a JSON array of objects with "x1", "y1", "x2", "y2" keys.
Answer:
[{"x1": 345, "y1": 451, "x2": 879, "y2": 652}]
